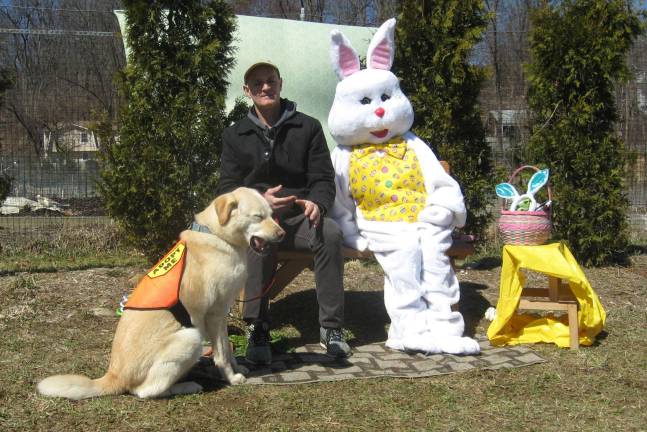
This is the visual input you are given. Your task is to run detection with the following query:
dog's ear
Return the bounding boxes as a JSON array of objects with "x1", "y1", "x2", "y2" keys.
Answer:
[{"x1": 214, "y1": 193, "x2": 238, "y2": 226}]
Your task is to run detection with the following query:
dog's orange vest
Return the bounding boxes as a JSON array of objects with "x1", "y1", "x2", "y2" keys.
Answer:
[{"x1": 124, "y1": 241, "x2": 187, "y2": 310}]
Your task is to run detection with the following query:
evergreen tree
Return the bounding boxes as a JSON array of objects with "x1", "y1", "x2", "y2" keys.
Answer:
[
  {"x1": 0, "y1": 69, "x2": 13, "y2": 202},
  {"x1": 526, "y1": 0, "x2": 644, "y2": 265},
  {"x1": 393, "y1": 0, "x2": 495, "y2": 240},
  {"x1": 0, "y1": 69, "x2": 10, "y2": 105},
  {"x1": 99, "y1": 1, "x2": 236, "y2": 259}
]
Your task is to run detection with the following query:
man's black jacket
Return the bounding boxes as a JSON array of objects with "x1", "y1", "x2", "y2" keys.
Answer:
[{"x1": 216, "y1": 102, "x2": 336, "y2": 216}]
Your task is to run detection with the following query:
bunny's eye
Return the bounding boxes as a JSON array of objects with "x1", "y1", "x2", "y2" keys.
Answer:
[
  {"x1": 381, "y1": 94, "x2": 391, "y2": 102},
  {"x1": 360, "y1": 97, "x2": 372, "y2": 105}
]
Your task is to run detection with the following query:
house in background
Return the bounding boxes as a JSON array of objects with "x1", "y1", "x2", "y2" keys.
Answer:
[
  {"x1": 485, "y1": 109, "x2": 527, "y2": 155},
  {"x1": 637, "y1": 71, "x2": 647, "y2": 114},
  {"x1": 42, "y1": 122, "x2": 100, "y2": 160}
]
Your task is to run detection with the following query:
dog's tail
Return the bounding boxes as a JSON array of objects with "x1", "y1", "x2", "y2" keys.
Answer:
[{"x1": 37, "y1": 372, "x2": 123, "y2": 400}]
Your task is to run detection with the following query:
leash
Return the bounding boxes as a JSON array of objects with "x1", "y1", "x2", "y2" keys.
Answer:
[{"x1": 235, "y1": 247, "x2": 278, "y2": 303}]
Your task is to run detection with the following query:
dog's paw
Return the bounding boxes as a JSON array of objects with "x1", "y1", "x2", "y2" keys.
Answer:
[{"x1": 228, "y1": 373, "x2": 246, "y2": 385}]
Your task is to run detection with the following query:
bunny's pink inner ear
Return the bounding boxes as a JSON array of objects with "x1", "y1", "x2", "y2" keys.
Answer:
[
  {"x1": 339, "y1": 44, "x2": 360, "y2": 77},
  {"x1": 369, "y1": 39, "x2": 392, "y2": 70}
]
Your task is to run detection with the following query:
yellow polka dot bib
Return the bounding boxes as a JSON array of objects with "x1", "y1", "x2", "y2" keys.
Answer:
[{"x1": 349, "y1": 137, "x2": 427, "y2": 223}]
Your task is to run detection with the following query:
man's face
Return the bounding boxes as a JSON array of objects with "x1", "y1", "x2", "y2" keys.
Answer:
[{"x1": 243, "y1": 66, "x2": 282, "y2": 110}]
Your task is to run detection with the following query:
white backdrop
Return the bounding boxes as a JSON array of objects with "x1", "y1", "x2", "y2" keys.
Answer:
[{"x1": 114, "y1": 11, "x2": 377, "y2": 148}]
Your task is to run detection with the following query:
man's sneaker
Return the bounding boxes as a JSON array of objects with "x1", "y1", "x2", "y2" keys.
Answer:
[
  {"x1": 245, "y1": 321, "x2": 272, "y2": 365},
  {"x1": 320, "y1": 327, "x2": 352, "y2": 358}
]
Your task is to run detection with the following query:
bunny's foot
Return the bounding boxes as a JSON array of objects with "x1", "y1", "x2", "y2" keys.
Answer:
[
  {"x1": 434, "y1": 336, "x2": 481, "y2": 355},
  {"x1": 392, "y1": 333, "x2": 480, "y2": 356}
]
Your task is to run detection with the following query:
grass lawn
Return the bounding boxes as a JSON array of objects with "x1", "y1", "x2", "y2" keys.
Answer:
[
  {"x1": 0, "y1": 217, "x2": 147, "y2": 274},
  {"x1": 0, "y1": 231, "x2": 645, "y2": 431}
]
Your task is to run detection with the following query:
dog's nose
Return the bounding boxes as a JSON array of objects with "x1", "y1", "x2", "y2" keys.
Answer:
[{"x1": 374, "y1": 107, "x2": 385, "y2": 118}]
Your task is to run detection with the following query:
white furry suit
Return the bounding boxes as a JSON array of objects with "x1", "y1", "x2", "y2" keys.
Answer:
[
  {"x1": 331, "y1": 134, "x2": 479, "y2": 354},
  {"x1": 327, "y1": 19, "x2": 480, "y2": 355}
]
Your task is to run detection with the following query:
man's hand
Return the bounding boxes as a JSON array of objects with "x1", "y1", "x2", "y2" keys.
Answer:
[
  {"x1": 295, "y1": 199, "x2": 321, "y2": 228},
  {"x1": 263, "y1": 185, "x2": 296, "y2": 211}
]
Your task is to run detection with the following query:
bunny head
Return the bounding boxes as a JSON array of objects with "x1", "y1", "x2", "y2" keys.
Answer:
[{"x1": 328, "y1": 18, "x2": 414, "y2": 147}]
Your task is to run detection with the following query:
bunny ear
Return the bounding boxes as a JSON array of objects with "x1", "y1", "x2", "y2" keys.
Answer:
[
  {"x1": 367, "y1": 18, "x2": 396, "y2": 71},
  {"x1": 330, "y1": 30, "x2": 360, "y2": 80},
  {"x1": 527, "y1": 169, "x2": 549, "y2": 195},
  {"x1": 495, "y1": 183, "x2": 519, "y2": 199}
]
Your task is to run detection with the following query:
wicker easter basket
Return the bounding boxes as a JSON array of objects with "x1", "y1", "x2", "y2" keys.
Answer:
[{"x1": 497, "y1": 165, "x2": 552, "y2": 246}]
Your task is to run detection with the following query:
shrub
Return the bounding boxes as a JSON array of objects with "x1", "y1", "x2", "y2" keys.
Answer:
[
  {"x1": 0, "y1": 173, "x2": 11, "y2": 203},
  {"x1": 0, "y1": 68, "x2": 13, "y2": 203},
  {"x1": 99, "y1": 1, "x2": 236, "y2": 259},
  {"x1": 525, "y1": 0, "x2": 644, "y2": 266},
  {"x1": 394, "y1": 0, "x2": 495, "y2": 240}
]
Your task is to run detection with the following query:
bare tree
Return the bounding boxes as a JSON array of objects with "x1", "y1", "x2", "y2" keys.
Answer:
[
  {"x1": 0, "y1": 1, "x2": 57, "y2": 155},
  {"x1": 227, "y1": 0, "x2": 396, "y2": 25},
  {"x1": 484, "y1": 0, "x2": 504, "y2": 160},
  {"x1": 482, "y1": 0, "x2": 539, "y2": 167},
  {"x1": 0, "y1": 0, "x2": 125, "y2": 156}
]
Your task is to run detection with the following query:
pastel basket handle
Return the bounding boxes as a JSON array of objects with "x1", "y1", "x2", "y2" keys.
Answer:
[{"x1": 507, "y1": 165, "x2": 552, "y2": 204}]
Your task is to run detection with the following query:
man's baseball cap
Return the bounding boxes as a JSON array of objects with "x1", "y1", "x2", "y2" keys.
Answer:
[{"x1": 243, "y1": 61, "x2": 281, "y2": 83}]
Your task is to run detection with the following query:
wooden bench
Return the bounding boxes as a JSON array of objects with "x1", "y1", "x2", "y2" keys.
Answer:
[
  {"x1": 248, "y1": 160, "x2": 476, "y2": 301},
  {"x1": 263, "y1": 237, "x2": 475, "y2": 300}
]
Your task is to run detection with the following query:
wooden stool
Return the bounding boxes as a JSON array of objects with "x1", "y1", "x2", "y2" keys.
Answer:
[
  {"x1": 489, "y1": 243, "x2": 604, "y2": 349},
  {"x1": 518, "y1": 275, "x2": 580, "y2": 349}
]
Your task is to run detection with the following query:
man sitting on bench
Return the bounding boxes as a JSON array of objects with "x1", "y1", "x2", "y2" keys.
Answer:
[{"x1": 216, "y1": 61, "x2": 351, "y2": 365}]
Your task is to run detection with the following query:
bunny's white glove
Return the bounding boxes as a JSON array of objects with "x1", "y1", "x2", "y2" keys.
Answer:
[{"x1": 418, "y1": 205, "x2": 453, "y2": 227}]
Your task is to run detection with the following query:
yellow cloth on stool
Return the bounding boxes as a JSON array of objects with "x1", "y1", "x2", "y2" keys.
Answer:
[{"x1": 487, "y1": 243, "x2": 606, "y2": 348}]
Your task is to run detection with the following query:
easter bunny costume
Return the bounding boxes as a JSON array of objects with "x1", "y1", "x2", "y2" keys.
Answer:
[{"x1": 328, "y1": 19, "x2": 479, "y2": 355}]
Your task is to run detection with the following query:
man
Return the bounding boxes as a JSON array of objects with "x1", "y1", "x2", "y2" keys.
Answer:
[{"x1": 216, "y1": 61, "x2": 351, "y2": 364}]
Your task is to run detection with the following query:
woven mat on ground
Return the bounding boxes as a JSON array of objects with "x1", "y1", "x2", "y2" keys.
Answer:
[{"x1": 231, "y1": 336, "x2": 544, "y2": 385}]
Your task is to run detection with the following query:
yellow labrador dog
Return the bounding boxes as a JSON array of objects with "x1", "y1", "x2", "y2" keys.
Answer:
[{"x1": 37, "y1": 187, "x2": 284, "y2": 399}]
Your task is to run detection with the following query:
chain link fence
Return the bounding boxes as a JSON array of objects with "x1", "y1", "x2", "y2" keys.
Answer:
[
  {"x1": 0, "y1": 2, "x2": 121, "y2": 244},
  {"x1": 1, "y1": 3, "x2": 646, "y2": 245}
]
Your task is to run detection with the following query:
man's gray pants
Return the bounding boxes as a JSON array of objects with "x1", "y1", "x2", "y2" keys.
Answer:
[{"x1": 242, "y1": 214, "x2": 345, "y2": 329}]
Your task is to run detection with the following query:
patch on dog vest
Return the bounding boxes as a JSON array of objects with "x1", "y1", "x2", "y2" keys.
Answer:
[{"x1": 125, "y1": 241, "x2": 186, "y2": 310}]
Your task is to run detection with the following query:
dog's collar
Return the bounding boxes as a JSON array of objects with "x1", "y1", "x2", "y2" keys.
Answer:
[{"x1": 190, "y1": 222, "x2": 211, "y2": 234}]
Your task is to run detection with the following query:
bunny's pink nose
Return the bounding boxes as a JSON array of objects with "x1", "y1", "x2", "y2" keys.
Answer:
[{"x1": 374, "y1": 107, "x2": 385, "y2": 118}]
